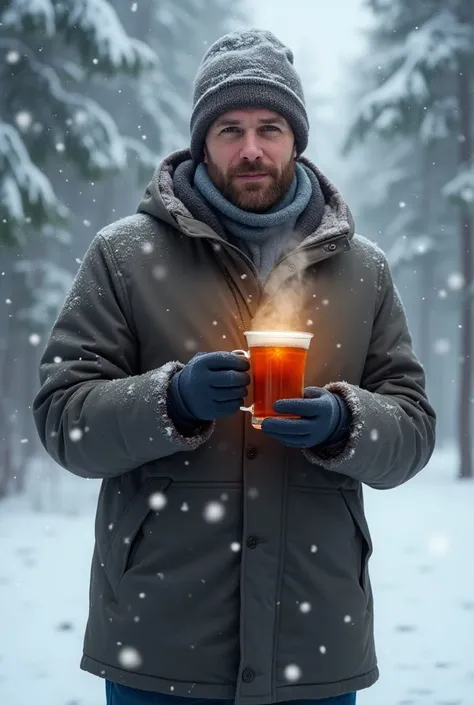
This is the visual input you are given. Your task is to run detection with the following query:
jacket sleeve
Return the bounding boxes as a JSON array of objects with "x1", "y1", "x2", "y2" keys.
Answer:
[
  {"x1": 32, "y1": 234, "x2": 214, "y2": 480},
  {"x1": 303, "y1": 256, "x2": 436, "y2": 489}
]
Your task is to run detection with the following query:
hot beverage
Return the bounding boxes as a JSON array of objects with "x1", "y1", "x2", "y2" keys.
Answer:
[{"x1": 232, "y1": 331, "x2": 313, "y2": 429}]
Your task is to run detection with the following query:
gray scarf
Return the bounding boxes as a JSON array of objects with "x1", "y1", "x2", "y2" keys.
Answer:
[{"x1": 173, "y1": 160, "x2": 326, "y2": 279}]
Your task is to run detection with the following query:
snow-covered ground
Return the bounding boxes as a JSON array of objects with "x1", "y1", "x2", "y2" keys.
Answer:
[{"x1": 0, "y1": 446, "x2": 473, "y2": 705}]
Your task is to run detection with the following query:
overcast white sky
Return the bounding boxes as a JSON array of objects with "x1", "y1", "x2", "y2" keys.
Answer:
[{"x1": 245, "y1": 0, "x2": 372, "y2": 99}]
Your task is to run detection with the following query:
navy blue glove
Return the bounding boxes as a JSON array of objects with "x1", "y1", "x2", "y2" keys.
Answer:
[
  {"x1": 167, "y1": 352, "x2": 250, "y2": 432},
  {"x1": 261, "y1": 388, "x2": 350, "y2": 448}
]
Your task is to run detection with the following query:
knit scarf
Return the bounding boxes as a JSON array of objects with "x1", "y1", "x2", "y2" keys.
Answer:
[{"x1": 173, "y1": 159, "x2": 325, "y2": 279}]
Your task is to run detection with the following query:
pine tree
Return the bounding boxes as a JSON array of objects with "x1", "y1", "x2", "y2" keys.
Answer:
[
  {"x1": 343, "y1": 0, "x2": 474, "y2": 478},
  {"x1": 0, "y1": 0, "x2": 158, "y2": 247}
]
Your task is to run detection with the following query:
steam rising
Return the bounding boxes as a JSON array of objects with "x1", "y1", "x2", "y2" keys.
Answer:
[{"x1": 252, "y1": 247, "x2": 310, "y2": 332}]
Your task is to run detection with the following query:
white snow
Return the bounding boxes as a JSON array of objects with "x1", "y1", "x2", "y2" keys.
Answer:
[{"x1": 0, "y1": 447, "x2": 472, "y2": 704}]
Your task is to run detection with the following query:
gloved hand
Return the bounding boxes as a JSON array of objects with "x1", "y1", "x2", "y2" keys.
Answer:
[
  {"x1": 167, "y1": 352, "x2": 250, "y2": 432},
  {"x1": 261, "y1": 388, "x2": 350, "y2": 448}
]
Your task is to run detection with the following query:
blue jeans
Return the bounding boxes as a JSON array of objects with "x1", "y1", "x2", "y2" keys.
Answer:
[{"x1": 105, "y1": 681, "x2": 356, "y2": 705}]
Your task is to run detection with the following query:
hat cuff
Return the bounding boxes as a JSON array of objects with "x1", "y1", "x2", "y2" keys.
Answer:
[{"x1": 190, "y1": 80, "x2": 309, "y2": 161}]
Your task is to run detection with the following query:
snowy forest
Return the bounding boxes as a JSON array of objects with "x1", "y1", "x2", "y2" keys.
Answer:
[{"x1": 1, "y1": 1, "x2": 474, "y2": 704}]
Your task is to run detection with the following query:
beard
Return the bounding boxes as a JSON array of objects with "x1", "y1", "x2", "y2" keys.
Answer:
[{"x1": 206, "y1": 156, "x2": 296, "y2": 213}]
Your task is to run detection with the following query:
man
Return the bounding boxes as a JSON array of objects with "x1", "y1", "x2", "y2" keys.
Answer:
[{"x1": 33, "y1": 29, "x2": 436, "y2": 705}]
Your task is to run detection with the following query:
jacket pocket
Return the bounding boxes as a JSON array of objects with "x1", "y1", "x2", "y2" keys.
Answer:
[
  {"x1": 104, "y1": 476, "x2": 172, "y2": 594},
  {"x1": 277, "y1": 486, "x2": 375, "y2": 685},
  {"x1": 339, "y1": 488, "x2": 373, "y2": 601}
]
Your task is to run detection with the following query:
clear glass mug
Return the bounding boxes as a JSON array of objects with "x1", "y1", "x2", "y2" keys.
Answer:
[{"x1": 232, "y1": 330, "x2": 313, "y2": 430}]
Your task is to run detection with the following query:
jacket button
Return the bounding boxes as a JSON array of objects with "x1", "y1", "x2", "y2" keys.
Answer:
[
  {"x1": 242, "y1": 668, "x2": 255, "y2": 682},
  {"x1": 328, "y1": 243, "x2": 337, "y2": 251},
  {"x1": 246, "y1": 447, "x2": 258, "y2": 460},
  {"x1": 246, "y1": 536, "x2": 259, "y2": 549}
]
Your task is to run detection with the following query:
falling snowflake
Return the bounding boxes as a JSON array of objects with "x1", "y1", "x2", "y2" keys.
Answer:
[
  {"x1": 241, "y1": 274, "x2": 247, "y2": 279},
  {"x1": 310, "y1": 544, "x2": 318, "y2": 553},
  {"x1": 55, "y1": 142, "x2": 65, "y2": 153},
  {"x1": 15, "y1": 111, "x2": 32, "y2": 130},
  {"x1": 428, "y1": 533, "x2": 450, "y2": 556},
  {"x1": 220, "y1": 492, "x2": 229, "y2": 501},
  {"x1": 20, "y1": 438, "x2": 28, "y2": 444},
  {"x1": 149, "y1": 492, "x2": 167, "y2": 511},
  {"x1": 434, "y1": 339, "x2": 451, "y2": 356},
  {"x1": 118, "y1": 646, "x2": 142, "y2": 670},
  {"x1": 438, "y1": 289, "x2": 447, "y2": 299},
  {"x1": 284, "y1": 664, "x2": 302, "y2": 682},
  {"x1": 399, "y1": 201, "x2": 406, "y2": 208},
  {"x1": 447, "y1": 272, "x2": 465, "y2": 290},
  {"x1": 181, "y1": 502, "x2": 189, "y2": 512},
  {"x1": 370, "y1": 429, "x2": 379, "y2": 441},
  {"x1": 212, "y1": 321, "x2": 218, "y2": 326},
  {"x1": 141, "y1": 241, "x2": 153, "y2": 254},
  {"x1": 29, "y1": 333, "x2": 41, "y2": 346},
  {"x1": 247, "y1": 487, "x2": 259, "y2": 500},
  {"x1": 336, "y1": 343, "x2": 342, "y2": 349},
  {"x1": 152, "y1": 265, "x2": 167, "y2": 280},
  {"x1": 299, "y1": 602, "x2": 311, "y2": 613},
  {"x1": 203, "y1": 501, "x2": 225, "y2": 523},
  {"x1": 75, "y1": 110, "x2": 88, "y2": 125},
  {"x1": 6, "y1": 50, "x2": 20, "y2": 64},
  {"x1": 306, "y1": 319, "x2": 313, "y2": 326},
  {"x1": 184, "y1": 339, "x2": 198, "y2": 352},
  {"x1": 53, "y1": 356, "x2": 62, "y2": 363},
  {"x1": 5, "y1": 298, "x2": 12, "y2": 304},
  {"x1": 69, "y1": 428, "x2": 83, "y2": 442},
  {"x1": 230, "y1": 542, "x2": 241, "y2": 552},
  {"x1": 83, "y1": 219, "x2": 91, "y2": 227},
  {"x1": 139, "y1": 592, "x2": 146, "y2": 599},
  {"x1": 322, "y1": 299, "x2": 329, "y2": 306},
  {"x1": 344, "y1": 615, "x2": 352, "y2": 624},
  {"x1": 319, "y1": 645, "x2": 327, "y2": 654}
]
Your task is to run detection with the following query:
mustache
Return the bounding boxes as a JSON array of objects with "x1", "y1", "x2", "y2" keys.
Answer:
[{"x1": 229, "y1": 162, "x2": 277, "y2": 177}]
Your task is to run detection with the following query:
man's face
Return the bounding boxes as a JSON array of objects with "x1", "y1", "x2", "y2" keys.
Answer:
[{"x1": 204, "y1": 108, "x2": 297, "y2": 213}]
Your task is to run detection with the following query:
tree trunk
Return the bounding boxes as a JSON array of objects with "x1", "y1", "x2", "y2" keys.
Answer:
[
  {"x1": 419, "y1": 256, "x2": 433, "y2": 382},
  {"x1": 457, "y1": 56, "x2": 473, "y2": 479}
]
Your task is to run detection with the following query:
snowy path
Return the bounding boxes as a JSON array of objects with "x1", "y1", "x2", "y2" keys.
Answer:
[{"x1": 0, "y1": 447, "x2": 472, "y2": 705}]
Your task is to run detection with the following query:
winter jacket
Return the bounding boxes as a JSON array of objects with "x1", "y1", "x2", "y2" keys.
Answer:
[{"x1": 33, "y1": 149, "x2": 436, "y2": 704}]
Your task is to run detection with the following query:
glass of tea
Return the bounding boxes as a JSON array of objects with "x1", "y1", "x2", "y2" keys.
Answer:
[{"x1": 232, "y1": 330, "x2": 313, "y2": 430}]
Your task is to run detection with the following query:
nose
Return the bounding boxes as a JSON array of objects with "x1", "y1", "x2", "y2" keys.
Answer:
[{"x1": 239, "y1": 131, "x2": 264, "y2": 162}]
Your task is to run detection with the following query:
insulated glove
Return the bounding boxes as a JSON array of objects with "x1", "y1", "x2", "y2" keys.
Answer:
[
  {"x1": 261, "y1": 388, "x2": 350, "y2": 448},
  {"x1": 167, "y1": 352, "x2": 251, "y2": 430}
]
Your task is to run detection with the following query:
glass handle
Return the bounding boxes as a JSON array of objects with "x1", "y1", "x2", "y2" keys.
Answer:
[
  {"x1": 231, "y1": 349, "x2": 252, "y2": 413},
  {"x1": 231, "y1": 349, "x2": 250, "y2": 359}
]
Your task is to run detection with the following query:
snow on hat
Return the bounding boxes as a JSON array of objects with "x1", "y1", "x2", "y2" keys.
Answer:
[{"x1": 190, "y1": 29, "x2": 309, "y2": 161}]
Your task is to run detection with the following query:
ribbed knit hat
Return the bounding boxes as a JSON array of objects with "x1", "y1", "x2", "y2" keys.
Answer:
[{"x1": 190, "y1": 29, "x2": 309, "y2": 161}]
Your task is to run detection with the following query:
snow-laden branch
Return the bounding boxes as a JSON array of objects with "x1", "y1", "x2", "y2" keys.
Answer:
[
  {"x1": 443, "y1": 166, "x2": 474, "y2": 206},
  {"x1": 55, "y1": 0, "x2": 158, "y2": 76},
  {"x1": 0, "y1": 122, "x2": 68, "y2": 241},
  {"x1": 345, "y1": 9, "x2": 473, "y2": 148},
  {"x1": 1, "y1": 41, "x2": 127, "y2": 174},
  {"x1": 1, "y1": 0, "x2": 56, "y2": 38}
]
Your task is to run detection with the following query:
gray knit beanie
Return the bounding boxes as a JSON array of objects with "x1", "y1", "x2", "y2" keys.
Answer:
[{"x1": 190, "y1": 29, "x2": 309, "y2": 161}]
